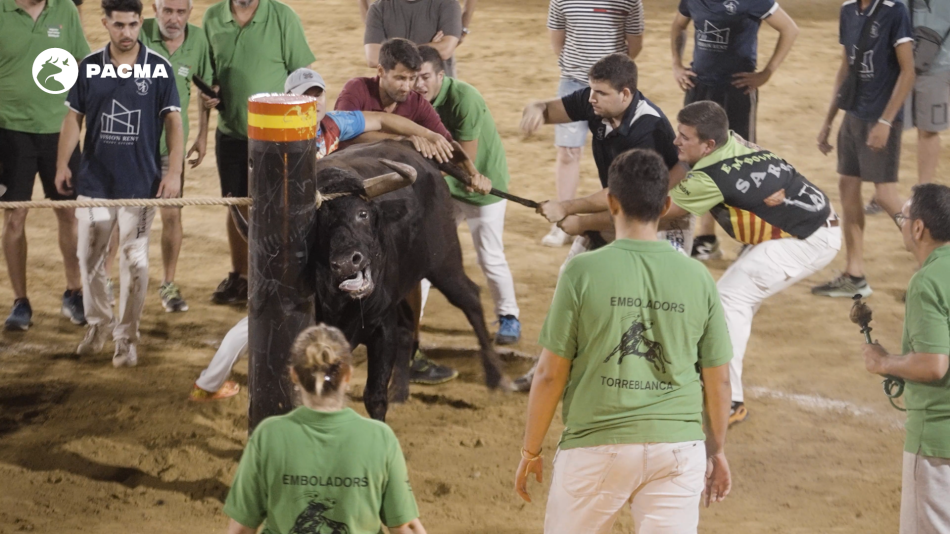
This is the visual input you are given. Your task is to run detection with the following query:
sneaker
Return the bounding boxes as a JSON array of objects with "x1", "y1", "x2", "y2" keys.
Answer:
[
  {"x1": 691, "y1": 235, "x2": 723, "y2": 260},
  {"x1": 77, "y1": 324, "x2": 109, "y2": 355},
  {"x1": 4, "y1": 299, "x2": 33, "y2": 331},
  {"x1": 212, "y1": 272, "x2": 248, "y2": 305},
  {"x1": 495, "y1": 315, "x2": 521, "y2": 345},
  {"x1": 112, "y1": 338, "x2": 138, "y2": 368},
  {"x1": 159, "y1": 282, "x2": 189, "y2": 312},
  {"x1": 189, "y1": 381, "x2": 240, "y2": 402},
  {"x1": 541, "y1": 224, "x2": 572, "y2": 247},
  {"x1": 513, "y1": 359, "x2": 538, "y2": 393},
  {"x1": 409, "y1": 350, "x2": 459, "y2": 385},
  {"x1": 864, "y1": 199, "x2": 884, "y2": 215},
  {"x1": 729, "y1": 401, "x2": 749, "y2": 427},
  {"x1": 811, "y1": 273, "x2": 873, "y2": 298},
  {"x1": 61, "y1": 290, "x2": 86, "y2": 325}
]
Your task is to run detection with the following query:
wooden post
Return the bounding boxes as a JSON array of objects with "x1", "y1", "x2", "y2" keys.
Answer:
[{"x1": 246, "y1": 94, "x2": 318, "y2": 432}]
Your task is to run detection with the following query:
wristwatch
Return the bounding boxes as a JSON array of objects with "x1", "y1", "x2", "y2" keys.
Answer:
[{"x1": 462, "y1": 27, "x2": 470, "y2": 35}]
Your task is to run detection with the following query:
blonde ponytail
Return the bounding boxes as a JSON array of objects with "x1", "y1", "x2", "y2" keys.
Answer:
[{"x1": 291, "y1": 324, "x2": 353, "y2": 398}]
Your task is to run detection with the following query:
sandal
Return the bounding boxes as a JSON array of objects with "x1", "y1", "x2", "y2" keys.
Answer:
[{"x1": 189, "y1": 381, "x2": 240, "y2": 402}]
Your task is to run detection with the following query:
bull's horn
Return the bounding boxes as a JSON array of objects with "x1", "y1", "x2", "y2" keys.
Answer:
[{"x1": 362, "y1": 159, "x2": 417, "y2": 199}]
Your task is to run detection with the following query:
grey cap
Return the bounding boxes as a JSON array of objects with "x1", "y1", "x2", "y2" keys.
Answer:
[{"x1": 285, "y1": 68, "x2": 327, "y2": 95}]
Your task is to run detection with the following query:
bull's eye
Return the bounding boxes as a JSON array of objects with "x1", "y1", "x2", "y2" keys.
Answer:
[{"x1": 357, "y1": 210, "x2": 369, "y2": 220}]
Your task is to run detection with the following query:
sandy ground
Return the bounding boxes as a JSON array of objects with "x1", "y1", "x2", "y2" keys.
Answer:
[{"x1": 0, "y1": 0, "x2": 945, "y2": 532}]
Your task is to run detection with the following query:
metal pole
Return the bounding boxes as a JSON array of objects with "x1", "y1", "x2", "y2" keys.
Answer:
[{"x1": 246, "y1": 94, "x2": 318, "y2": 432}]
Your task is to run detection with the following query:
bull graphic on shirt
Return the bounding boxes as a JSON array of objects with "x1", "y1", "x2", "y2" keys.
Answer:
[
  {"x1": 289, "y1": 494, "x2": 350, "y2": 534},
  {"x1": 604, "y1": 314, "x2": 670, "y2": 374},
  {"x1": 37, "y1": 57, "x2": 66, "y2": 92}
]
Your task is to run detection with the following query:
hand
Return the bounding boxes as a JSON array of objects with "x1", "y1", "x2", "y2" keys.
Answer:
[
  {"x1": 520, "y1": 102, "x2": 545, "y2": 137},
  {"x1": 731, "y1": 70, "x2": 771, "y2": 94},
  {"x1": 817, "y1": 123, "x2": 834, "y2": 155},
  {"x1": 537, "y1": 200, "x2": 567, "y2": 223},
  {"x1": 55, "y1": 166, "x2": 74, "y2": 196},
  {"x1": 557, "y1": 215, "x2": 583, "y2": 236},
  {"x1": 409, "y1": 135, "x2": 438, "y2": 161},
  {"x1": 866, "y1": 122, "x2": 890, "y2": 152},
  {"x1": 514, "y1": 456, "x2": 543, "y2": 503},
  {"x1": 467, "y1": 173, "x2": 492, "y2": 195},
  {"x1": 200, "y1": 85, "x2": 220, "y2": 110},
  {"x1": 862, "y1": 342, "x2": 890, "y2": 376},
  {"x1": 426, "y1": 133, "x2": 454, "y2": 163},
  {"x1": 703, "y1": 452, "x2": 731, "y2": 507},
  {"x1": 187, "y1": 137, "x2": 207, "y2": 168},
  {"x1": 431, "y1": 30, "x2": 444, "y2": 43},
  {"x1": 156, "y1": 172, "x2": 181, "y2": 199},
  {"x1": 763, "y1": 188, "x2": 786, "y2": 207},
  {"x1": 673, "y1": 64, "x2": 696, "y2": 91}
]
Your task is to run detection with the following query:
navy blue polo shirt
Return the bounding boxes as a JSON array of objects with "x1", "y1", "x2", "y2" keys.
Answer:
[
  {"x1": 679, "y1": 0, "x2": 778, "y2": 84},
  {"x1": 562, "y1": 88, "x2": 679, "y2": 187},
  {"x1": 839, "y1": 0, "x2": 913, "y2": 122},
  {"x1": 65, "y1": 43, "x2": 180, "y2": 199}
]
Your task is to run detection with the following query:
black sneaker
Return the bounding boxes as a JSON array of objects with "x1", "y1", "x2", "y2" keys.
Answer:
[
  {"x1": 61, "y1": 289, "x2": 86, "y2": 325},
  {"x1": 4, "y1": 298, "x2": 33, "y2": 331},
  {"x1": 409, "y1": 350, "x2": 459, "y2": 385},
  {"x1": 211, "y1": 272, "x2": 248, "y2": 304},
  {"x1": 691, "y1": 235, "x2": 723, "y2": 260}
]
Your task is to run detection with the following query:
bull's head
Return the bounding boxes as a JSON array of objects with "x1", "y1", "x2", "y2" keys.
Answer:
[{"x1": 314, "y1": 160, "x2": 416, "y2": 300}]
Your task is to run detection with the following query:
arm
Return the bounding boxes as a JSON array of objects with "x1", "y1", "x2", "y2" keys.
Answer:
[
  {"x1": 358, "y1": 0, "x2": 370, "y2": 23},
  {"x1": 817, "y1": 49, "x2": 850, "y2": 155},
  {"x1": 364, "y1": 43, "x2": 381, "y2": 68},
  {"x1": 732, "y1": 7, "x2": 799, "y2": 92},
  {"x1": 671, "y1": 12, "x2": 695, "y2": 91},
  {"x1": 458, "y1": 138, "x2": 478, "y2": 162},
  {"x1": 700, "y1": 363, "x2": 732, "y2": 507},
  {"x1": 187, "y1": 105, "x2": 211, "y2": 168},
  {"x1": 539, "y1": 188, "x2": 608, "y2": 222},
  {"x1": 521, "y1": 98, "x2": 573, "y2": 135},
  {"x1": 866, "y1": 41, "x2": 915, "y2": 150},
  {"x1": 159, "y1": 112, "x2": 184, "y2": 198},
  {"x1": 514, "y1": 349, "x2": 572, "y2": 503},
  {"x1": 390, "y1": 519, "x2": 427, "y2": 534},
  {"x1": 462, "y1": 0, "x2": 477, "y2": 29},
  {"x1": 55, "y1": 110, "x2": 84, "y2": 195},
  {"x1": 427, "y1": 34, "x2": 459, "y2": 60},
  {"x1": 627, "y1": 33, "x2": 643, "y2": 60},
  {"x1": 863, "y1": 346, "x2": 950, "y2": 383},
  {"x1": 550, "y1": 29, "x2": 566, "y2": 58},
  {"x1": 227, "y1": 519, "x2": 256, "y2": 534},
  {"x1": 625, "y1": 0, "x2": 644, "y2": 59},
  {"x1": 363, "y1": 4, "x2": 385, "y2": 68},
  {"x1": 362, "y1": 112, "x2": 455, "y2": 161},
  {"x1": 558, "y1": 211, "x2": 613, "y2": 236}
]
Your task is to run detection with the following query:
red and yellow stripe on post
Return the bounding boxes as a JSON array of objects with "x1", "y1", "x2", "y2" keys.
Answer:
[{"x1": 247, "y1": 94, "x2": 318, "y2": 142}]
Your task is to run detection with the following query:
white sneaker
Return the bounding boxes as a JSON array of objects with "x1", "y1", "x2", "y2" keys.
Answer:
[
  {"x1": 113, "y1": 339, "x2": 138, "y2": 368},
  {"x1": 77, "y1": 324, "x2": 109, "y2": 355},
  {"x1": 541, "y1": 224, "x2": 572, "y2": 247}
]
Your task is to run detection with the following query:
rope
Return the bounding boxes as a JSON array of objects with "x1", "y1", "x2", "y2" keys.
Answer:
[{"x1": 0, "y1": 197, "x2": 253, "y2": 210}]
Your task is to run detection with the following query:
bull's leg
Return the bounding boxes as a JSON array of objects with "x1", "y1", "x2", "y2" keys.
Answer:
[
  {"x1": 364, "y1": 325, "x2": 398, "y2": 421},
  {"x1": 388, "y1": 298, "x2": 415, "y2": 403},
  {"x1": 427, "y1": 272, "x2": 508, "y2": 390}
]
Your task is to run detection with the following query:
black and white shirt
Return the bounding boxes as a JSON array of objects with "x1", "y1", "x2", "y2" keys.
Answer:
[{"x1": 547, "y1": 0, "x2": 644, "y2": 82}]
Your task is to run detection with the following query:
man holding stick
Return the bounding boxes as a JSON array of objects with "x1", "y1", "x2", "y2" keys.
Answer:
[{"x1": 862, "y1": 183, "x2": 950, "y2": 534}]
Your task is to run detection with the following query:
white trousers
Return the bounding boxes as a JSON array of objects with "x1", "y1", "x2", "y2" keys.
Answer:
[
  {"x1": 421, "y1": 199, "x2": 519, "y2": 318},
  {"x1": 718, "y1": 226, "x2": 842, "y2": 402},
  {"x1": 76, "y1": 198, "x2": 155, "y2": 342},
  {"x1": 544, "y1": 441, "x2": 706, "y2": 534},
  {"x1": 901, "y1": 451, "x2": 950, "y2": 534},
  {"x1": 196, "y1": 316, "x2": 248, "y2": 392}
]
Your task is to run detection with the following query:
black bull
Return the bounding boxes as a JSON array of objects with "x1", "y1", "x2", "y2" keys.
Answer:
[{"x1": 234, "y1": 140, "x2": 510, "y2": 421}]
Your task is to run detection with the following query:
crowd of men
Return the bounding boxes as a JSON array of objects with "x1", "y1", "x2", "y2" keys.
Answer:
[{"x1": 1, "y1": 0, "x2": 949, "y2": 532}]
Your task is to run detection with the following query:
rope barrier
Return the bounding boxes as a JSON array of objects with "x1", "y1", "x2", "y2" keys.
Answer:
[{"x1": 0, "y1": 197, "x2": 254, "y2": 210}]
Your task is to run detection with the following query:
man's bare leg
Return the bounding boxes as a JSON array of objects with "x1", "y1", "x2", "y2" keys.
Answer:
[
  {"x1": 839, "y1": 175, "x2": 866, "y2": 277},
  {"x1": 917, "y1": 129, "x2": 941, "y2": 184},
  {"x1": 3, "y1": 208, "x2": 30, "y2": 300}
]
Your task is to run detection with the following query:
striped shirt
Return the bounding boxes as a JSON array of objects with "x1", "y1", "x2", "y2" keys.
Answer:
[{"x1": 547, "y1": 0, "x2": 644, "y2": 82}]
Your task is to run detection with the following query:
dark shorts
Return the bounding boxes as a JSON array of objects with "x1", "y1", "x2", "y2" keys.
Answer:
[
  {"x1": 837, "y1": 113, "x2": 902, "y2": 183},
  {"x1": 684, "y1": 82, "x2": 758, "y2": 142},
  {"x1": 0, "y1": 128, "x2": 80, "y2": 202},
  {"x1": 215, "y1": 129, "x2": 248, "y2": 198}
]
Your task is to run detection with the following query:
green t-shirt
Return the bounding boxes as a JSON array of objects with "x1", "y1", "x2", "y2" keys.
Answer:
[
  {"x1": 0, "y1": 0, "x2": 90, "y2": 134},
  {"x1": 224, "y1": 407, "x2": 419, "y2": 534},
  {"x1": 539, "y1": 239, "x2": 733, "y2": 450},
  {"x1": 140, "y1": 19, "x2": 213, "y2": 156},
  {"x1": 901, "y1": 245, "x2": 950, "y2": 459},
  {"x1": 431, "y1": 76, "x2": 509, "y2": 206},
  {"x1": 203, "y1": 0, "x2": 315, "y2": 139}
]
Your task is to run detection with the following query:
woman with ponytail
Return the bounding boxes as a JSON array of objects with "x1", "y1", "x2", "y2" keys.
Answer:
[{"x1": 223, "y1": 324, "x2": 426, "y2": 534}]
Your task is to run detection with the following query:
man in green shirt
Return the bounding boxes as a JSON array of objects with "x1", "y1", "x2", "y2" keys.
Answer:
[
  {"x1": 201, "y1": 0, "x2": 315, "y2": 305},
  {"x1": 413, "y1": 45, "x2": 521, "y2": 344},
  {"x1": 0, "y1": 0, "x2": 90, "y2": 331},
  {"x1": 140, "y1": 0, "x2": 213, "y2": 313},
  {"x1": 861, "y1": 183, "x2": 950, "y2": 534},
  {"x1": 514, "y1": 149, "x2": 732, "y2": 533}
]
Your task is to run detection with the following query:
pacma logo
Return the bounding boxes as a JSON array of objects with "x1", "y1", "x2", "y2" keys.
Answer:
[{"x1": 85, "y1": 63, "x2": 169, "y2": 79}]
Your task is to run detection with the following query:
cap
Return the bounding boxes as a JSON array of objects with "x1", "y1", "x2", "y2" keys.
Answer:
[{"x1": 285, "y1": 68, "x2": 327, "y2": 96}]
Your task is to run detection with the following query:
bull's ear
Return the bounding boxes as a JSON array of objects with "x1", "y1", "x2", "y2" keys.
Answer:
[{"x1": 375, "y1": 199, "x2": 410, "y2": 225}]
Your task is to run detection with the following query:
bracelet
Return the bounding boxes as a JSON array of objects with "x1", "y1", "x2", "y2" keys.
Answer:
[
  {"x1": 521, "y1": 447, "x2": 543, "y2": 461},
  {"x1": 462, "y1": 27, "x2": 470, "y2": 35},
  {"x1": 878, "y1": 118, "x2": 893, "y2": 127}
]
